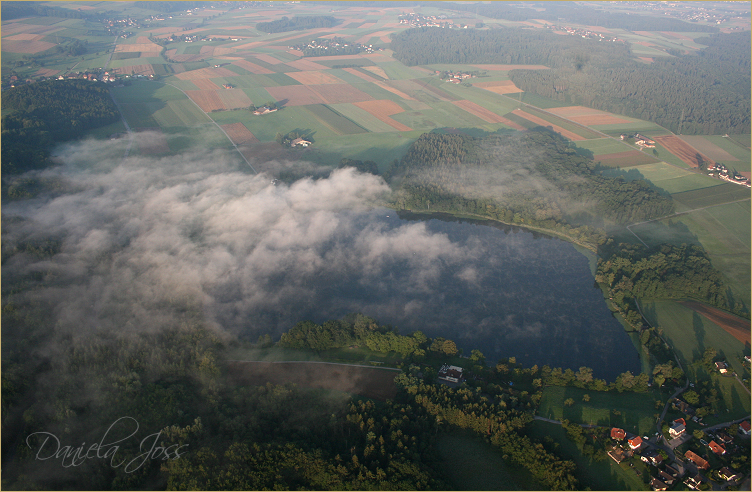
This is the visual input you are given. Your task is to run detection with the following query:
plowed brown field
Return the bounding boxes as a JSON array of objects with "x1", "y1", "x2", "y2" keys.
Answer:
[
  {"x1": 2, "y1": 40, "x2": 55, "y2": 53},
  {"x1": 354, "y1": 100, "x2": 412, "y2": 131},
  {"x1": 185, "y1": 90, "x2": 225, "y2": 112},
  {"x1": 115, "y1": 42, "x2": 161, "y2": 52},
  {"x1": 226, "y1": 361, "x2": 399, "y2": 401},
  {"x1": 652, "y1": 135, "x2": 716, "y2": 168},
  {"x1": 232, "y1": 59, "x2": 274, "y2": 74},
  {"x1": 570, "y1": 114, "x2": 632, "y2": 125},
  {"x1": 681, "y1": 301, "x2": 751, "y2": 345},
  {"x1": 265, "y1": 85, "x2": 326, "y2": 106},
  {"x1": 218, "y1": 89, "x2": 252, "y2": 110},
  {"x1": 473, "y1": 80, "x2": 523, "y2": 94},
  {"x1": 175, "y1": 67, "x2": 238, "y2": 80},
  {"x1": 287, "y1": 70, "x2": 344, "y2": 85},
  {"x1": 192, "y1": 79, "x2": 220, "y2": 90},
  {"x1": 221, "y1": 123, "x2": 259, "y2": 145},
  {"x1": 111, "y1": 64, "x2": 155, "y2": 76}
]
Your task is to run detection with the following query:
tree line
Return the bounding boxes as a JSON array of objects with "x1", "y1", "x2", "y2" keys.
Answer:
[
  {"x1": 509, "y1": 31, "x2": 751, "y2": 135},
  {"x1": 386, "y1": 129, "x2": 673, "y2": 248},
  {"x1": 596, "y1": 242, "x2": 749, "y2": 323},
  {"x1": 1, "y1": 80, "x2": 120, "y2": 175},
  {"x1": 255, "y1": 16, "x2": 339, "y2": 34},
  {"x1": 391, "y1": 26, "x2": 631, "y2": 69},
  {"x1": 439, "y1": 2, "x2": 718, "y2": 32},
  {"x1": 390, "y1": 28, "x2": 749, "y2": 135}
]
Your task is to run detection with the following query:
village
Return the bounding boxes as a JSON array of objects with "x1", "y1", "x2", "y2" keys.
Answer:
[
  {"x1": 398, "y1": 12, "x2": 469, "y2": 30},
  {"x1": 546, "y1": 24, "x2": 625, "y2": 43}
]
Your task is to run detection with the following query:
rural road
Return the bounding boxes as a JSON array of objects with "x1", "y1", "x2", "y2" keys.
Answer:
[
  {"x1": 626, "y1": 197, "x2": 752, "y2": 247},
  {"x1": 151, "y1": 80, "x2": 258, "y2": 174}
]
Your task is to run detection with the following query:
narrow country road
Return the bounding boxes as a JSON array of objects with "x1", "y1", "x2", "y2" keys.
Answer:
[{"x1": 151, "y1": 80, "x2": 258, "y2": 173}]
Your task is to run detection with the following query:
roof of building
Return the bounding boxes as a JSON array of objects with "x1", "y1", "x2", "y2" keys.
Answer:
[
  {"x1": 628, "y1": 436, "x2": 643, "y2": 448},
  {"x1": 673, "y1": 417, "x2": 686, "y2": 426},
  {"x1": 650, "y1": 478, "x2": 667, "y2": 491},
  {"x1": 611, "y1": 428, "x2": 626, "y2": 440},
  {"x1": 709, "y1": 441, "x2": 726, "y2": 455},
  {"x1": 684, "y1": 450, "x2": 709, "y2": 469},
  {"x1": 740, "y1": 420, "x2": 751, "y2": 432}
]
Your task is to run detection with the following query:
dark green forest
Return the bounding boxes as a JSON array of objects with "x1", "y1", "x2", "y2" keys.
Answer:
[
  {"x1": 596, "y1": 243, "x2": 749, "y2": 326},
  {"x1": 255, "y1": 16, "x2": 340, "y2": 33},
  {"x1": 438, "y1": 2, "x2": 719, "y2": 32},
  {"x1": 509, "y1": 32, "x2": 751, "y2": 135},
  {"x1": 391, "y1": 28, "x2": 750, "y2": 135},
  {"x1": 387, "y1": 129, "x2": 674, "y2": 248},
  {"x1": 1, "y1": 80, "x2": 120, "y2": 175}
]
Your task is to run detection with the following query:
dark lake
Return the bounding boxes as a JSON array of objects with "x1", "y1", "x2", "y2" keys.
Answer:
[{"x1": 238, "y1": 210, "x2": 641, "y2": 381}]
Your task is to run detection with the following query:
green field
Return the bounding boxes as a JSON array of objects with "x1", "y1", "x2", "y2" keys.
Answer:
[
  {"x1": 526, "y1": 421, "x2": 649, "y2": 491},
  {"x1": 621, "y1": 162, "x2": 722, "y2": 195},
  {"x1": 327, "y1": 103, "x2": 401, "y2": 133},
  {"x1": 638, "y1": 300, "x2": 750, "y2": 420},
  {"x1": 670, "y1": 183, "x2": 751, "y2": 210},
  {"x1": 702, "y1": 135, "x2": 752, "y2": 170},
  {"x1": 212, "y1": 106, "x2": 340, "y2": 141},
  {"x1": 305, "y1": 131, "x2": 423, "y2": 172},
  {"x1": 538, "y1": 386, "x2": 661, "y2": 436},
  {"x1": 592, "y1": 121, "x2": 673, "y2": 138},
  {"x1": 391, "y1": 101, "x2": 494, "y2": 130},
  {"x1": 574, "y1": 138, "x2": 636, "y2": 156},
  {"x1": 435, "y1": 430, "x2": 539, "y2": 490},
  {"x1": 303, "y1": 105, "x2": 368, "y2": 135},
  {"x1": 521, "y1": 105, "x2": 605, "y2": 139}
]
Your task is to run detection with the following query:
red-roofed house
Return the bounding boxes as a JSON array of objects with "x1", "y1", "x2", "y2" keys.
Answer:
[
  {"x1": 628, "y1": 436, "x2": 643, "y2": 449},
  {"x1": 611, "y1": 427, "x2": 626, "y2": 440},
  {"x1": 740, "y1": 420, "x2": 751, "y2": 435},
  {"x1": 684, "y1": 450, "x2": 709, "y2": 470},
  {"x1": 708, "y1": 440, "x2": 726, "y2": 455}
]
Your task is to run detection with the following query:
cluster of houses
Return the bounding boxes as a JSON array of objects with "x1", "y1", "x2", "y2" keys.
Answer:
[
  {"x1": 398, "y1": 13, "x2": 468, "y2": 29},
  {"x1": 435, "y1": 70, "x2": 475, "y2": 84},
  {"x1": 607, "y1": 418, "x2": 749, "y2": 491},
  {"x1": 546, "y1": 24, "x2": 624, "y2": 43},
  {"x1": 706, "y1": 162, "x2": 751, "y2": 187},
  {"x1": 620, "y1": 133, "x2": 656, "y2": 148},
  {"x1": 289, "y1": 38, "x2": 367, "y2": 54}
]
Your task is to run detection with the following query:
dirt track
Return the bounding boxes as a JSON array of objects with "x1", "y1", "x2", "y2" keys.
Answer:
[
  {"x1": 226, "y1": 361, "x2": 400, "y2": 400},
  {"x1": 681, "y1": 301, "x2": 751, "y2": 345}
]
